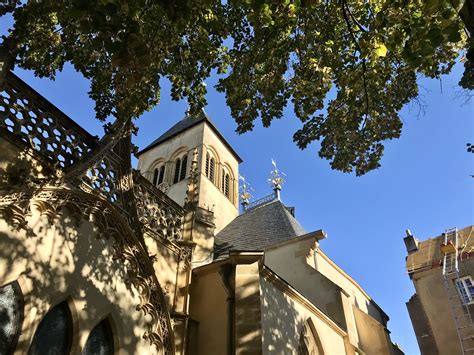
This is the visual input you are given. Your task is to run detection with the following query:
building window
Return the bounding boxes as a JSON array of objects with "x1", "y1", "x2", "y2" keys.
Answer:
[
  {"x1": 152, "y1": 168, "x2": 159, "y2": 186},
  {"x1": 0, "y1": 281, "x2": 24, "y2": 355},
  {"x1": 205, "y1": 153, "x2": 210, "y2": 177},
  {"x1": 158, "y1": 165, "x2": 166, "y2": 185},
  {"x1": 456, "y1": 276, "x2": 474, "y2": 305},
  {"x1": 180, "y1": 154, "x2": 187, "y2": 181},
  {"x1": 28, "y1": 301, "x2": 73, "y2": 355},
  {"x1": 209, "y1": 158, "x2": 215, "y2": 183},
  {"x1": 173, "y1": 158, "x2": 181, "y2": 184},
  {"x1": 152, "y1": 164, "x2": 166, "y2": 186},
  {"x1": 221, "y1": 169, "x2": 230, "y2": 199},
  {"x1": 83, "y1": 318, "x2": 114, "y2": 355},
  {"x1": 224, "y1": 174, "x2": 230, "y2": 199}
]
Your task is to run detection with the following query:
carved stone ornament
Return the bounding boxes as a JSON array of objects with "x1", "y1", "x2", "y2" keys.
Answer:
[
  {"x1": 0, "y1": 187, "x2": 175, "y2": 354},
  {"x1": 0, "y1": 69, "x2": 194, "y2": 354},
  {"x1": 298, "y1": 318, "x2": 324, "y2": 355}
]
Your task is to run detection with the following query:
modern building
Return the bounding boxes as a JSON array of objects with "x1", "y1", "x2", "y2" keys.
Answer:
[
  {"x1": 405, "y1": 226, "x2": 474, "y2": 354},
  {"x1": 0, "y1": 70, "x2": 402, "y2": 354}
]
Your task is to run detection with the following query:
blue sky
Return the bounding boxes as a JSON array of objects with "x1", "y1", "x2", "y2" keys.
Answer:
[{"x1": 2, "y1": 15, "x2": 473, "y2": 355}]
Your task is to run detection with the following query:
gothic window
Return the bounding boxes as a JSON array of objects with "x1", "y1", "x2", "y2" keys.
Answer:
[
  {"x1": 152, "y1": 168, "x2": 159, "y2": 186},
  {"x1": 158, "y1": 165, "x2": 166, "y2": 185},
  {"x1": 298, "y1": 318, "x2": 324, "y2": 355},
  {"x1": 28, "y1": 301, "x2": 73, "y2": 355},
  {"x1": 82, "y1": 318, "x2": 114, "y2": 355},
  {"x1": 173, "y1": 158, "x2": 181, "y2": 184},
  {"x1": 0, "y1": 281, "x2": 24, "y2": 354},
  {"x1": 180, "y1": 154, "x2": 187, "y2": 181}
]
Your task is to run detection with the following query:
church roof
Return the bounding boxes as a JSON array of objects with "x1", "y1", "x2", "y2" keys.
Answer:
[
  {"x1": 136, "y1": 111, "x2": 243, "y2": 162},
  {"x1": 214, "y1": 198, "x2": 306, "y2": 259}
]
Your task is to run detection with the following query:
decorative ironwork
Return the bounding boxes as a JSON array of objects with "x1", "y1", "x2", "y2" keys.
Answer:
[
  {"x1": 246, "y1": 192, "x2": 277, "y2": 211},
  {"x1": 0, "y1": 188, "x2": 175, "y2": 354}
]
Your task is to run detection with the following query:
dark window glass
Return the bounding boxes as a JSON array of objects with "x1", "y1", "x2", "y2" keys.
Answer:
[
  {"x1": 158, "y1": 165, "x2": 166, "y2": 185},
  {"x1": 28, "y1": 301, "x2": 73, "y2": 355},
  {"x1": 225, "y1": 174, "x2": 230, "y2": 198},
  {"x1": 173, "y1": 158, "x2": 181, "y2": 184},
  {"x1": 180, "y1": 155, "x2": 187, "y2": 181},
  {"x1": 82, "y1": 318, "x2": 114, "y2": 355},
  {"x1": 221, "y1": 169, "x2": 225, "y2": 193},
  {"x1": 152, "y1": 168, "x2": 159, "y2": 186},
  {"x1": 205, "y1": 153, "x2": 210, "y2": 177},
  {"x1": 209, "y1": 158, "x2": 215, "y2": 183},
  {"x1": 0, "y1": 281, "x2": 24, "y2": 354}
]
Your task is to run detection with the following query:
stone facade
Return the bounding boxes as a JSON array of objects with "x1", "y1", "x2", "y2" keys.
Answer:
[
  {"x1": 405, "y1": 226, "x2": 474, "y2": 354},
  {"x1": 0, "y1": 69, "x2": 402, "y2": 354}
]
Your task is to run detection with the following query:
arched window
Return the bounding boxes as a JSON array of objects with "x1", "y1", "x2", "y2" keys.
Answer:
[
  {"x1": 205, "y1": 153, "x2": 210, "y2": 177},
  {"x1": 221, "y1": 168, "x2": 225, "y2": 193},
  {"x1": 209, "y1": 158, "x2": 215, "y2": 182},
  {"x1": 173, "y1": 158, "x2": 181, "y2": 184},
  {"x1": 224, "y1": 174, "x2": 230, "y2": 199},
  {"x1": 298, "y1": 318, "x2": 324, "y2": 355},
  {"x1": 0, "y1": 281, "x2": 24, "y2": 354},
  {"x1": 28, "y1": 301, "x2": 73, "y2": 355},
  {"x1": 82, "y1": 318, "x2": 114, "y2": 355},
  {"x1": 152, "y1": 168, "x2": 159, "y2": 186},
  {"x1": 158, "y1": 165, "x2": 166, "y2": 185},
  {"x1": 180, "y1": 154, "x2": 187, "y2": 181}
]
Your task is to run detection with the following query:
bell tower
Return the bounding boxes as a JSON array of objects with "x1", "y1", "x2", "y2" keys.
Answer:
[{"x1": 136, "y1": 111, "x2": 242, "y2": 233}]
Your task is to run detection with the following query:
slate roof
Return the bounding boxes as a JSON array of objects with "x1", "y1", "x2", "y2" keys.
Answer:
[
  {"x1": 214, "y1": 198, "x2": 306, "y2": 259},
  {"x1": 136, "y1": 111, "x2": 242, "y2": 162}
]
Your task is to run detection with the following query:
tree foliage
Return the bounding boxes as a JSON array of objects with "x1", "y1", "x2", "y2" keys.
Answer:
[{"x1": 0, "y1": 0, "x2": 471, "y2": 175}]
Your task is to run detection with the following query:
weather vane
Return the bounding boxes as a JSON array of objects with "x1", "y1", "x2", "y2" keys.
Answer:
[
  {"x1": 268, "y1": 159, "x2": 285, "y2": 199},
  {"x1": 239, "y1": 174, "x2": 253, "y2": 209}
]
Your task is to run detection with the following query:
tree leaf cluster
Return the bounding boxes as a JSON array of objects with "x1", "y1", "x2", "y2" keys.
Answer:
[{"x1": 0, "y1": 0, "x2": 469, "y2": 175}]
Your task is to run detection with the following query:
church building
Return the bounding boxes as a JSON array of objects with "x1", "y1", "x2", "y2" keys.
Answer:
[{"x1": 0, "y1": 70, "x2": 402, "y2": 354}]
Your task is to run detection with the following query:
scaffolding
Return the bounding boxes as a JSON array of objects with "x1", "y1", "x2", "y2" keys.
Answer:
[{"x1": 442, "y1": 227, "x2": 474, "y2": 353}]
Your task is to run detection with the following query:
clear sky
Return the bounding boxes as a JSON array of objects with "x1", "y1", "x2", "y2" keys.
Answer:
[{"x1": 2, "y1": 15, "x2": 473, "y2": 355}]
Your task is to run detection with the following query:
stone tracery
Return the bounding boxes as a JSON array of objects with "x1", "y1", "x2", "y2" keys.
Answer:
[{"x1": 0, "y1": 70, "x2": 187, "y2": 354}]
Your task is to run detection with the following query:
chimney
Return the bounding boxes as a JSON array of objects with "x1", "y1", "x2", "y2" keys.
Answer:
[{"x1": 404, "y1": 229, "x2": 419, "y2": 254}]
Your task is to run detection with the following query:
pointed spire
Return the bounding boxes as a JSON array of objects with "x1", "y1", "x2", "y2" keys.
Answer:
[{"x1": 268, "y1": 159, "x2": 285, "y2": 200}]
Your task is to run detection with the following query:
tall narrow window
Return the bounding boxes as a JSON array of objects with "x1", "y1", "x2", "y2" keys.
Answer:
[
  {"x1": 209, "y1": 158, "x2": 215, "y2": 183},
  {"x1": 225, "y1": 174, "x2": 230, "y2": 199},
  {"x1": 82, "y1": 318, "x2": 114, "y2": 355},
  {"x1": 221, "y1": 169, "x2": 225, "y2": 192},
  {"x1": 173, "y1": 158, "x2": 181, "y2": 184},
  {"x1": 180, "y1": 155, "x2": 187, "y2": 181},
  {"x1": 152, "y1": 168, "x2": 159, "y2": 186},
  {"x1": 0, "y1": 281, "x2": 24, "y2": 354},
  {"x1": 158, "y1": 165, "x2": 166, "y2": 185},
  {"x1": 28, "y1": 301, "x2": 73, "y2": 355},
  {"x1": 205, "y1": 153, "x2": 210, "y2": 177}
]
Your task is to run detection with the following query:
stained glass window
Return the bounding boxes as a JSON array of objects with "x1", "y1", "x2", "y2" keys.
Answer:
[
  {"x1": 28, "y1": 301, "x2": 73, "y2": 355},
  {"x1": 82, "y1": 318, "x2": 114, "y2": 355},
  {"x1": 0, "y1": 281, "x2": 24, "y2": 354}
]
